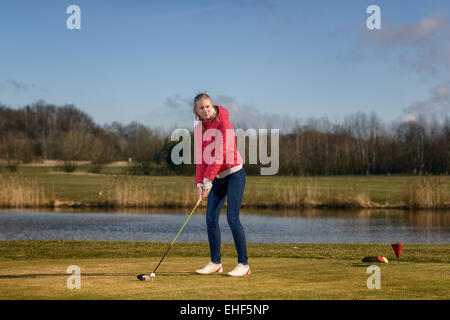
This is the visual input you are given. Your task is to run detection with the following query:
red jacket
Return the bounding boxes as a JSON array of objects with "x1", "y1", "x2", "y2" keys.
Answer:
[{"x1": 195, "y1": 105, "x2": 243, "y2": 185}]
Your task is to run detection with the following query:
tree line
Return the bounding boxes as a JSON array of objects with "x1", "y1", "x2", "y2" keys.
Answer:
[{"x1": 0, "y1": 102, "x2": 449, "y2": 175}]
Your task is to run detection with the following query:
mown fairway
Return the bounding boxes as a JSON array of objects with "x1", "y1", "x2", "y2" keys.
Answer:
[{"x1": 0, "y1": 241, "x2": 449, "y2": 300}]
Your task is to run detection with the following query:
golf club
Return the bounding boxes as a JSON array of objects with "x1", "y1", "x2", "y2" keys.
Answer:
[{"x1": 137, "y1": 197, "x2": 203, "y2": 281}]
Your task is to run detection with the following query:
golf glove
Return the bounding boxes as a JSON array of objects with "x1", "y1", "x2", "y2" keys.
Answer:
[{"x1": 202, "y1": 178, "x2": 213, "y2": 193}]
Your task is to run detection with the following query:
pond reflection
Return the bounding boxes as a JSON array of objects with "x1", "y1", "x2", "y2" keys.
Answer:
[{"x1": 0, "y1": 209, "x2": 448, "y2": 244}]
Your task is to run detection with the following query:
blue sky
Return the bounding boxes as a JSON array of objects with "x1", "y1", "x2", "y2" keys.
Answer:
[{"x1": 0, "y1": 0, "x2": 449, "y2": 130}]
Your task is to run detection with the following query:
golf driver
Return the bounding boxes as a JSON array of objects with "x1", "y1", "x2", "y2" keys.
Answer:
[{"x1": 137, "y1": 197, "x2": 203, "y2": 281}]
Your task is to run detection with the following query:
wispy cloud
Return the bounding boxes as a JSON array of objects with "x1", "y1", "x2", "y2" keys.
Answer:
[
  {"x1": 0, "y1": 79, "x2": 41, "y2": 93},
  {"x1": 357, "y1": 12, "x2": 450, "y2": 76},
  {"x1": 355, "y1": 13, "x2": 450, "y2": 123},
  {"x1": 214, "y1": 94, "x2": 298, "y2": 132},
  {"x1": 400, "y1": 83, "x2": 450, "y2": 122},
  {"x1": 370, "y1": 13, "x2": 447, "y2": 46},
  {"x1": 155, "y1": 93, "x2": 298, "y2": 133},
  {"x1": 165, "y1": 95, "x2": 191, "y2": 110},
  {"x1": 147, "y1": 94, "x2": 194, "y2": 129}
]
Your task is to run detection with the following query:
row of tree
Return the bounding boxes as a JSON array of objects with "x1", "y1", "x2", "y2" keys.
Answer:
[
  {"x1": 0, "y1": 102, "x2": 449, "y2": 175},
  {"x1": 279, "y1": 113, "x2": 449, "y2": 175}
]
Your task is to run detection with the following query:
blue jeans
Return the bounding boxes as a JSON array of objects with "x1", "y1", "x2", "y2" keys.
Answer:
[{"x1": 205, "y1": 168, "x2": 248, "y2": 265}]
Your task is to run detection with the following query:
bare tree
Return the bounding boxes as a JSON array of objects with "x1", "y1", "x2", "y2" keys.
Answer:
[
  {"x1": 56, "y1": 130, "x2": 90, "y2": 172},
  {"x1": 0, "y1": 132, "x2": 29, "y2": 171}
]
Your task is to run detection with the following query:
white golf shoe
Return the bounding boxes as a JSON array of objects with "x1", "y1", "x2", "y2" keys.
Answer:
[
  {"x1": 195, "y1": 261, "x2": 223, "y2": 274},
  {"x1": 227, "y1": 263, "x2": 251, "y2": 277}
]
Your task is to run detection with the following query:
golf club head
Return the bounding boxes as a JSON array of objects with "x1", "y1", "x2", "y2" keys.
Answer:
[{"x1": 137, "y1": 274, "x2": 151, "y2": 281}]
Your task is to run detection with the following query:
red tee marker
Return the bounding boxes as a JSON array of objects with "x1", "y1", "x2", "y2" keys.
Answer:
[{"x1": 391, "y1": 243, "x2": 403, "y2": 263}]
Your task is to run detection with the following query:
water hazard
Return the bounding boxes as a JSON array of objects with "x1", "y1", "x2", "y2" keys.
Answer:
[{"x1": 0, "y1": 209, "x2": 448, "y2": 244}]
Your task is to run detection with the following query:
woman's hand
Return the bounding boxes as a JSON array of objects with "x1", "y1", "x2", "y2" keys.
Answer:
[
  {"x1": 197, "y1": 179, "x2": 212, "y2": 200},
  {"x1": 197, "y1": 186, "x2": 208, "y2": 199},
  {"x1": 202, "y1": 179, "x2": 212, "y2": 197}
]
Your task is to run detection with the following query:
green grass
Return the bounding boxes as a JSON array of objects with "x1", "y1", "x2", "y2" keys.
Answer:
[
  {"x1": 2, "y1": 166, "x2": 449, "y2": 209},
  {"x1": 248, "y1": 175, "x2": 449, "y2": 205},
  {"x1": 17, "y1": 166, "x2": 196, "y2": 203},
  {"x1": 0, "y1": 241, "x2": 449, "y2": 300}
]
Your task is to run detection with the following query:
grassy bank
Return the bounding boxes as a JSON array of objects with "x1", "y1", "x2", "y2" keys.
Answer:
[
  {"x1": 0, "y1": 241, "x2": 449, "y2": 300},
  {"x1": 0, "y1": 166, "x2": 449, "y2": 210}
]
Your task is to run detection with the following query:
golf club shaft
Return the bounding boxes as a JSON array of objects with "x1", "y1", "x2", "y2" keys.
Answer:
[{"x1": 152, "y1": 197, "x2": 202, "y2": 273}]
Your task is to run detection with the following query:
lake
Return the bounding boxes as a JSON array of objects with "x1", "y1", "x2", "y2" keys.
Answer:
[{"x1": 0, "y1": 209, "x2": 448, "y2": 244}]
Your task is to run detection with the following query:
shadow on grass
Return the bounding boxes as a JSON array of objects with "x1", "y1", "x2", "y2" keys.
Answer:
[
  {"x1": 0, "y1": 272, "x2": 196, "y2": 279},
  {"x1": 352, "y1": 263, "x2": 377, "y2": 267}
]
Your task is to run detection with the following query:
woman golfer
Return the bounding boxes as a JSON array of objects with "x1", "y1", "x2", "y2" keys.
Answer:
[{"x1": 193, "y1": 93, "x2": 250, "y2": 277}]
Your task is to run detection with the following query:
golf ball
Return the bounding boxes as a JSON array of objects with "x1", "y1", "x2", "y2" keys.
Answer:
[{"x1": 151, "y1": 273, "x2": 155, "y2": 278}]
